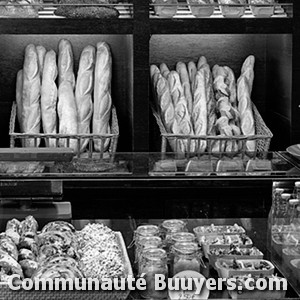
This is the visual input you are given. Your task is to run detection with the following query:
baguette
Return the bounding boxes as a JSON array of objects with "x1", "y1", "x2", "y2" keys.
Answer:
[
  {"x1": 223, "y1": 66, "x2": 237, "y2": 109},
  {"x1": 41, "y1": 50, "x2": 58, "y2": 148},
  {"x1": 160, "y1": 63, "x2": 170, "y2": 79},
  {"x1": 93, "y1": 42, "x2": 112, "y2": 152},
  {"x1": 36, "y1": 45, "x2": 46, "y2": 80},
  {"x1": 193, "y1": 69, "x2": 207, "y2": 152},
  {"x1": 58, "y1": 39, "x2": 75, "y2": 89},
  {"x1": 22, "y1": 44, "x2": 41, "y2": 147},
  {"x1": 168, "y1": 71, "x2": 194, "y2": 153},
  {"x1": 57, "y1": 81, "x2": 78, "y2": 151},
  {"x1": 188, "y1": 61, "x2": 197, "y2": 93},
  {"x1": 75, "y1": 45, "x2": 95, "y2": 152},
  {"x1": 197, "y1": 56, "x2": 207, "y2": 70},
  {"x1": 16, "y1": 69, "x2": 23, "y2": 133},
  {"x1": 155, "y1": 73, "x2": 176, "y2": 133},
  {"x1": 176, "y1": 62, "x2": 193, "y2": 115},
  {"x1": 240, "y1": 55, "x2": 255, "y2": 94}
]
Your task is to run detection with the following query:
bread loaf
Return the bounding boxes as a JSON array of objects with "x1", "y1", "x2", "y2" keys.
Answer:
[
  {"x1": 22, "y1": 44, "x2": 41, "y2": 147},
  {"x1": 160, "y1": 63, "x2": 170, "y2": 79},
  {"x1": 57, "y1": 81, "x2": 78, "y2": 151},
  {"x1": 155, "y1": 73, "x2": 175, "y2": 133},
  {"x1": 16, "y1": 69, "x2": 23, "y2": 132},
  {"x1": 93, "y1": 42, "x2": 112, "y2": 152},
  {"x1": 188, "y1": 61, "x2": 197, "y2": 93},
  {"x1": 193, "y1": 69, "x2": 207, "y2": 152},
  {"x1": 168, "y1": 71, "x2": 194, "y2": 153},
  {"x1": 36, "y1": 45, "x2": 46, "y2": 79},
  {"x1": 176, "y1": 62, "x2": 193, "y2": 115},
  {"x1": 58, "y1": 39, "x2": 75, "y2": 89},
  {"x1": 41, "y1": 50, "x2": 58, "y2": 148},
  {"x1": 75, "y1": 45, "x2": 95, "y2": 152}
]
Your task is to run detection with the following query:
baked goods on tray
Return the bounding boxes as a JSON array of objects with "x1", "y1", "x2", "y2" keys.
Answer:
[
  {"x1": 0, "y1": 216, "x2": 130, "y2": 283},
  {"x1": 0, "y1": 0, "x2": 43, "y2": 18}
]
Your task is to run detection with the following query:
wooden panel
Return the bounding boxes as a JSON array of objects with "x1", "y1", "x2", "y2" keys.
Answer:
[{"x1": 0, "y1": 34, "x2": 133, "y2": 151}]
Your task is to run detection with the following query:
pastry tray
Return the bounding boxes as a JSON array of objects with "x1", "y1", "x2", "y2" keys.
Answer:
[{"x1": 0, "y1": 231, "x2": 133, "y2": 300}]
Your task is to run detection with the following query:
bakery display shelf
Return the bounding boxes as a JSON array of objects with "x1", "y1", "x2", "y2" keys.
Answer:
[
  {"x1": 149, "y1": 16, "x2": 293, "y2": 34},
  {"x1": 150, "y1": 3, "x2": 292, "y2": 19}
]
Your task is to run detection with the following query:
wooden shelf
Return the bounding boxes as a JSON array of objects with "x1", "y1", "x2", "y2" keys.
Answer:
[
  {"x1": 150, "y1": 18, "x2": 293, "y2": 34},
  {"x1": 0, "y1": 18, "x2": 134, "y2": 34}
]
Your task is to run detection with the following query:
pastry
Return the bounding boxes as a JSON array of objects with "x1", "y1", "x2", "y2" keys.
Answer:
[
  {"x1": 18, "y1": 248, "x2": 36, "y2": 261},
  {"x1": 19, "y1": 237, "x2": 39, "y2": 256},
  {"x1": 93, "y1": 42, "x2": 112, "y2": 152},
  {"x1": 0, "y1": 249, "x2": 24, "y2": 282},
  {"x1": 41, "y1": 221, "x2": 76, "y2": 234},
  {"x1": 0, "y1": 234, "x2": 18, "y2": 261},
  {"x1": 41, "y1": 50, "x2": 58, "y2": 148},
  {"x1": 19, "y1": 215, "x2": 38, "y2": 239},
  {"x1": 19, "y1": 259, "x2": 38, "y2": 278},
  {"x1": 5, "y1": 218, "x2": 21, "y2": 245},
  {"x1": 22, "y1": 44, "x2": 41, "y2": 147},
  {"x1": 75, "y1": 45, "x2": 95, "y2": 152}
]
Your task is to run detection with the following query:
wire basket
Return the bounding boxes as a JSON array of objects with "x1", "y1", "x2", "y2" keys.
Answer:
[
  {"x1": 153, "y1": 102, "x2": 273, "y2": 159},
  {"x1": 9, "y1": 101, "x2": 119, "y2": 161}
]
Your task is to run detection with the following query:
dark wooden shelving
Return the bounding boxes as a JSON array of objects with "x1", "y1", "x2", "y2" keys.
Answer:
[
  {"x1": 150, "y1": 18, "x2": 293, "y2": 34},
  {"x1": 0, "y1": 18, "x2": 134, "y2": 34}
]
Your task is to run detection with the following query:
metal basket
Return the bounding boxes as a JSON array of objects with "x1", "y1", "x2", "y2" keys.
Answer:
[
  {"x1": 9, "y1": 101, "x2": 119, "y2": 160},
  {"x1": 153, "y1": 102, "x2": 273, "y2": 159}
]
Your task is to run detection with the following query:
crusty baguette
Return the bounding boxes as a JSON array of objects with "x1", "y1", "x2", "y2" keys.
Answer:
[
  {"x1": 41, "y1": 50, "x2": 58, "y2": 148},
  {"x1": 155, "y1": 73, "x2": 175, "y2": 134},
  {"x1": 176, "y1": 62, "x2": 193, "y2": 115},
  {"x1": 212, "y1": 65, "x2": 229, "y2": 100},
  {"x1": 75, "y1": 45, "x2": 95, "y2": 152},
  {"x1": 197, "y1": 56, "x2": 207, "y2": 70},
  {"x1": 150, "y1": 64, "x2": 160, "y2": 83},
  {"x1": 188, "y1": 61, "x2": 197, "y2": 93},
  {"x1": 36, "y1": 45, "x2": 46, "y2": 80},
  {"x1": 57, "y1": 81, "x2": 78, "y2": 151},
  {"x1": 58, "y1": 39, "x2": 75, "y2": 89},
  {"x1": 240, "y1": 55, "x2": 255, "y2": 94},
  {"x1": 168, "y1": 71, "x2": 194, "y2": 153},
  {"x1": 193, "y1": 69, "x2": 207, "y2": 152},
  {"x1": 16, "y1": 69, "x2": 23, "y2": 133},
  {"x1": 160, "y1": 63, "x2": 170, "y2": 79},
  {"x1": 93, "y1": 42, "x2": 112, "y2": 152},
  {"x1": 224, "y1": 66, "x2": 237, "y2": 109},
  {"x1": 22, "y1": 44, "x2": 41, "y2": 147}
]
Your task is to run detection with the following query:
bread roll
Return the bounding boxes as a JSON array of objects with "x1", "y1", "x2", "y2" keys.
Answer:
[
  {"x1": 168, "y1": 71, "x2": 194, "y2": 153},
  {"x1": 36, "y1": 45, "x2": 46, "y2": 79},
  {"x1": 58, "y1": 39, "x2": 75, "y2": 89},
  {"x1": 22, "y1": 44, "x2": 41, "y2": 147},
  {"x1": 93, "y1": 42, "x2": 112, "y2": 152},
  {"x1": 57, "y1": 81, "x2": 78, "y2": 151},
  {"x1": 176, "y1": 62, "x2": 193, "y2": 115},
  {"x1": 16, "y1": 69, "x2": 23, "y2": 132},
  {"x1": 193, "y1": 69, "x2": 207, "y2": 152},
  {"x1": 155, "y1": 73, "x2": 175, "y2": 133},
  {"x1": 41, "y1": 50, "x2": 58, "y2": 148},
  {"x1": 75, "y1": 45, "x2": 95, "y2": 152}
]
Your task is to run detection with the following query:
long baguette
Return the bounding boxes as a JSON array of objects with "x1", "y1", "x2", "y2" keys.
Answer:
[
  {"x1": 193, "y1": 69, "x2": 207, "y2": 152},
  {"x1": 41, "y1": 50, "x2": 58, "y2": 148},
  {"x1": 160, "y1": 63, "x2": 170, "y2": 79},
  {"x1": 16, "y1": 69, "x2": 23, "y2": 133},
  {"x1": 58, "y1": 39, "x2": 75, "y2": 89},
  {"x1": 168, "y1": 71, "x2": 194, "y2": 153},
  {"x1": 22, "y1": 44, "x2": 41, "y2": 147},
  {"x1": 176, "y1": 62, "x2": 193, "y2": 115},
  {"x1": 93, "y1": 42, "x2": 112, "y2": 152},
  {"x1": 36, "y1": 45, "x2": 46, "y2": 80},
  {"x1": 75, "y1": 45, "x2": 95, "y2": 152},
  {"x1": 57, "y1": 81, "x2": 78, "y2": 151},
  {"x1": 223, "y1": 66, "x2": 237, "y2": 109},
  {"x1": 188, "y1": 61, "x2": 197, "y2": 94}
]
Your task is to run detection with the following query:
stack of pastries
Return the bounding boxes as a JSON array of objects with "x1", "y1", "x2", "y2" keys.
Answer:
[
  {"x1": 16, "y1": 39, "x2": 113, "y2": 153},
  {"x1": 0, "y1": 216, "x2": 125, "y2": 282},
  {"x1": 150, "y1": 55, "x2": 256, "y2": 154}
]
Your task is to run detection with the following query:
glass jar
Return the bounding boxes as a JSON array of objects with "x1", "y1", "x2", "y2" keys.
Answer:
[
  {"x1": 152, "y1": 0, "x2": 178, "y2": 18},
  {"x1": 139, "y1": 248, "x2": 168, "y2": 299},
  {"x1": 160, "y1": 219, "x2": 187, "y2": 241},
  {"x1": 171, "y1": 232, "x2": 195, "y2": 245},
  {"x1": 172, "y1": 242, "x2": 202, "y2": 276},
  {"x1": 136, "y1": 236, "x2": 162, "y2": 267}
]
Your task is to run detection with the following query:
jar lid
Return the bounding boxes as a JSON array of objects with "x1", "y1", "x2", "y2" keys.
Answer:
[
  {"x1": 162, "y1": 219, "x2": 186, "y2": 230},
  {"x1": 142, "y1": 248, "x2": 167, "y2": 261},
  {"x1": 282, "y1": 193, "x2": 292, "y2": 200},
  {"x1": 173, "y1": 242, "x2": 199, "y2": 254},
  {"x1": 136, "y1": 225, "x2": 159, "y2": 237},
  {"x1": 275, "y1": 188, "x2": 284, "y2": 193},
  {"x1": 289, "y1": 199, "x2": 299, "y2": 205},
  {"x1": 295, "y1": 182, "x2": 300, "y2": 188},
  {"x1": 171, "y1": 232, "x2": 195, "y2": 243}
]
